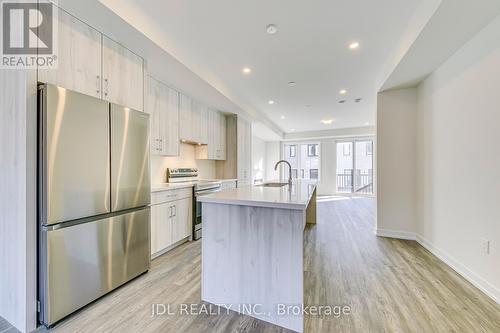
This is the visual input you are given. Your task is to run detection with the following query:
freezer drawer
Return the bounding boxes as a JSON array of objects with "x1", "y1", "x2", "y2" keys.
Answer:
[
  {"x1": 39, "y1": 84, "x2": 111, "y2": 225},
  {"x1": 111, "y1": 104, "x2": 151, "y2": 211},
  {"x1": 39, "y1": 208, "x2": 150, "y2": 326}
]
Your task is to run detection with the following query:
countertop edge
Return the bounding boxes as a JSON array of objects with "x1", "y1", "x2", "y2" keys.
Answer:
[{"x1": 198, "y1": 196, "x2": 307, "y2": 210}]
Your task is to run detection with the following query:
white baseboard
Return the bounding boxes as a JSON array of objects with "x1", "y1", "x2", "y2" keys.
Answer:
[
  {"x1": 375, "y1": 228, "x2": 416, "y2": 240},
  {"x1": 374, "y1": 228, "x2": 500, "y2": 305},
  {"x1": 416, "y1": 235, "x2": 500, "y2": 305}
]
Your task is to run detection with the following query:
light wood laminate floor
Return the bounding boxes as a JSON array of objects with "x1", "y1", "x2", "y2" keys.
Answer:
[{"x1": 47, "y1": 197, "x2": 500, "y2": 333}]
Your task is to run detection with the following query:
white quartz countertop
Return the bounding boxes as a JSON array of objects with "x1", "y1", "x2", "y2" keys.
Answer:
[
  {"x1": 151, "y1": 178, "x2": 238, "y2": 192},
  {"x1": 198, "y1": 180, "x2": 317, "y2": 210},
  {"x1": 151, "y1": 182, "x2": 197, "y2": 192}
]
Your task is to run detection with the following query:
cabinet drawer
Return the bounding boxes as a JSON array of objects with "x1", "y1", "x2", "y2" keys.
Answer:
[{"x1": 151, "y1": 187, "x2": 192, "y2": 204}]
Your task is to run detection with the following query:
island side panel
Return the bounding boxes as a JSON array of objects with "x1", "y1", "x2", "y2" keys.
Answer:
[
  {"x1": 201, "y1": 202, "x2": 304, "y2": 333},
  {"x1": 306, "y1": 187, "x2": 317, "y2": 225}
]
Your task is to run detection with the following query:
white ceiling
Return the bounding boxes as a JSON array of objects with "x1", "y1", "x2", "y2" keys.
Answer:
[
  {"x1": 381, "y1": 0, "x2": 500, "y2": 91},
  {"x1": 100, "y1": 0, "x2": 427, "y2": 133}
]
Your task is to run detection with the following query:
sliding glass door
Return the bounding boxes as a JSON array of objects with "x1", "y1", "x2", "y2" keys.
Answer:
[
  {"x1": 336, "y1": 139, "x2": 373, "y2": 194},
  {"x1": 283, "y1": 143, "x2": 320, "y2": 180}
]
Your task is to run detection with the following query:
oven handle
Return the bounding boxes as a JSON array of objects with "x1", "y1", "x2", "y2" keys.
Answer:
[{"x1": 196, "y1": 188, "x2": 222, "y2": 196}]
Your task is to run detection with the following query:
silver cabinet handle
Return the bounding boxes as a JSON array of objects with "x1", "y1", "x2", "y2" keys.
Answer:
[
  {"x1": 96, "y1": 75, "x2": 100, "y2": 95},
  {"x1": 172, "y1": 205, "x2": 176, "y2": 217},
  {"x1": 104, "y1": 78, "x2": 109, "y2": 97},
  {"x1": 169, "y1": 206, "x2": 173, "y2": 218}
]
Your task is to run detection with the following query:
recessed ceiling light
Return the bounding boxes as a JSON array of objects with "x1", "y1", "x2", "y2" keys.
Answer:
[
  {"x1": 290, "y1": 128, "x2": 296, "y2": 132},
  {"x1": 242, "y1": 67, "x2": 251, "y2": 74},
  {"x1": 349, "y1": 41, "x2": 360, "y2": 50},
  {"x1": 268, "y1": 100, "x2": 275, "y2": 105},
  {"x1": 288, "y1": 81, "x2": 296, "y2": 86},
  {"x1": 364, "y1": 122, "x2": 370, "y2": 126},
  {"x1": 339, "y1": 89, "x2": 347, "y2": 95},
  {"x1": 355, "y1": 98, "x2": 363, "y2": 103},
  {"x1": 280, "y1": 115, "x2": 285, "y2": 120},
  {"x1": 321, "y1": 119, "x2": 334, "y2": 124},
  {"x1": 266, "y1": 24, "x2": 278, "y2": 34},
  {"x1": 338, "y1": 100, "x2": 346, "y2": 104}
]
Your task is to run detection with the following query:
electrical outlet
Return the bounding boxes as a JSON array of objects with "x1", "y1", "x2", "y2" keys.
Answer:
[{"x1": 482, "y1": 239, "x2": 490, "y2": 255}]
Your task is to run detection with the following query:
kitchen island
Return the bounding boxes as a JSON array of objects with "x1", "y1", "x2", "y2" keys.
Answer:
[{"x1": 198, "y1": 180, "x2": 317, "y2": 333}]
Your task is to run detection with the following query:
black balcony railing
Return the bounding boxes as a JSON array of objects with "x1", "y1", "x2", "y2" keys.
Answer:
[{"x1": 337, "y1": 173, "x2": 373, "y2": 194}]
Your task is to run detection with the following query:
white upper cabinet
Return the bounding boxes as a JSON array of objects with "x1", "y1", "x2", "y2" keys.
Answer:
[
  {"x1": 147, "y1": 76, "x2": 179, "y2": 156},
  {"x1": 38, "y1": 7, "x2": 102, "y2": 98},
  {"x1": 237, "y1": 117, "x2": 252, "y2": 184},
  {"x1": 179, "y1": 95, "x2": 209, "y2": 144},
  {"x1": 102, "y1": 35, "x2": 144, "y2": 111},
  {"x1": 164, "y1": 87, "x2": 180, "y2": 156},
  {"x1": 198, "y1": 103, "x2": 208, "y2": 144},
  {"x1": 179, "y1": 93, "x2": 193, "y2": 142},
  {"x1": 218, "y1": 112, "x2": 227, "y2": 160},
  {"x1": 205, "y1": 109, "x2": 226, "y2": 160},
  {"x1": 37, "y1": 6, "x2": 145, "y2": 112}
]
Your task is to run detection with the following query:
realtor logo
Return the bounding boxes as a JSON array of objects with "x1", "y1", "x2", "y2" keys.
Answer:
[{"x1": 1, "y1": 0, "x2": 57, "y2": 68}]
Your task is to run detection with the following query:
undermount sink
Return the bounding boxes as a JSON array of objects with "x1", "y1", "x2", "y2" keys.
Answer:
[{"x1": 258, "y1": 182, "x2": 289, "y2": 187}]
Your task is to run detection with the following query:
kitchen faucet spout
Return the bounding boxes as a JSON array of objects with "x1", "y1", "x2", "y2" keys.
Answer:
[{"x1": 274, "y1": 160, "x2": 292, "y2": 186}]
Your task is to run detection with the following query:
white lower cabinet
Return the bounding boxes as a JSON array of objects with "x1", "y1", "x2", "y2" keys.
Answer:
[
  {"x1": 151, "y1": 202, "x2": 173, "y2": 255},
  {"x1": 151, "y1": 190, "x2": 193, "y2": 258},
  {"x1": 171, "y1": 197, "x2": 192, "y2": 244}
]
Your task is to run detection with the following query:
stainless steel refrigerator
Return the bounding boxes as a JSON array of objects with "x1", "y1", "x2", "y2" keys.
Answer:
[{"x1": 37, "y1": 84, "x2": 151, "y2": 326}]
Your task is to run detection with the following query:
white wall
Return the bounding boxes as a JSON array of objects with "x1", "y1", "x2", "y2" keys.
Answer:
[
  {"x1": 376, "y1": 88, "x2": 417, "y2": 236},
  {"x1": 151, "y1": 144, "x2": 216, "y2": 184},
  {"x1": 265, "y1": 141, "x2": 281, "y2": 180},
  {"x1": 317, "y1": 139, "x2": 337, "y2": 196},
  {"x1": 251, "y1": 136, "x2": 267, "y2": 183},
  {"x1": 377, "y1": 13, "x2": 500, "y2": 303},
  {"x1": 416, "y1": 13, "x2": 500, "y2": 302}
]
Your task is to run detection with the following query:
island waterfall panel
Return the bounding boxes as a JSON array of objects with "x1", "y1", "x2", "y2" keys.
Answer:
[{"x1": 201, "y1": 203, "x2": 305, "y2": 332}]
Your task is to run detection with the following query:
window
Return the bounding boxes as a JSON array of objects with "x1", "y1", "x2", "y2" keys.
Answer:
[
  {"x1": 366, "y1": 142, "x2": 373, "y2": 156},
  {"x1": 336, "y1": 139, "x2": 374, "y2": 194},
  {"x1": 282, "y1": 142, "x2": 320, "y2": 180},
  {"x1": 307, "y1": 144, "x2": 318, "y2": 157},
  {"x1": 343, "y1": 144, "x2": 351, "y2": 156}
]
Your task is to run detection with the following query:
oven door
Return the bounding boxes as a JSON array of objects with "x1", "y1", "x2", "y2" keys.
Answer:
[{"x1": 194, "y1": 187, "x2": 221, "y2": 240}]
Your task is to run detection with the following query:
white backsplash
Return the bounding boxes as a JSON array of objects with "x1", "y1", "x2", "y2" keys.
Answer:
[{"x1": 151, "y1": 143, "x2": 217, "y2": 184}]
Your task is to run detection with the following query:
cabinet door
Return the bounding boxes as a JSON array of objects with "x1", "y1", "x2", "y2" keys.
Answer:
[
  {"x1": 179, "y1": 93, "x2": 192, "y2": 141},
  {"x1": 164, "y1": 86, "x2": 180, "y2": 156},
  {"x1": 151, "y1": 203, "x2": 172, "y2": 255},
  {"x1": 218, "y1": 113, "x2": 226, "y2": 160},
  {"x1": 147, "y1": 76, "x2": 162, "y2": 154},
  {"x1": 207, "y1": 109, "x2": 217, "y2": 159},
  {"x1": 38, "y1": 7, "x2": 101, "y2": 98},
  {"x1": 171, "y1": 197, "x2": 193, "y2": 244},
  {"x1": 237, "y1": 118, "x2": 251, "y2": 181},
  {"x1": 102, "y1": 35, "x2": 144, "y2": 111},
  {"x1": 199, "y1": 104, "x2": 208, "y2": 144}
]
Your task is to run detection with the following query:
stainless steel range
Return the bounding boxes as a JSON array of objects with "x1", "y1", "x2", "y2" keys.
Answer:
[{"x1": 166, "y1": 168, "x2": 221, "y2": 240}]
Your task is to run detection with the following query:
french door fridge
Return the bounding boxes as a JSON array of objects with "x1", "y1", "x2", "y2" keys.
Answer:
[{"x1": 37, "y1": 84, "x2": 151, "y2": 326}]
